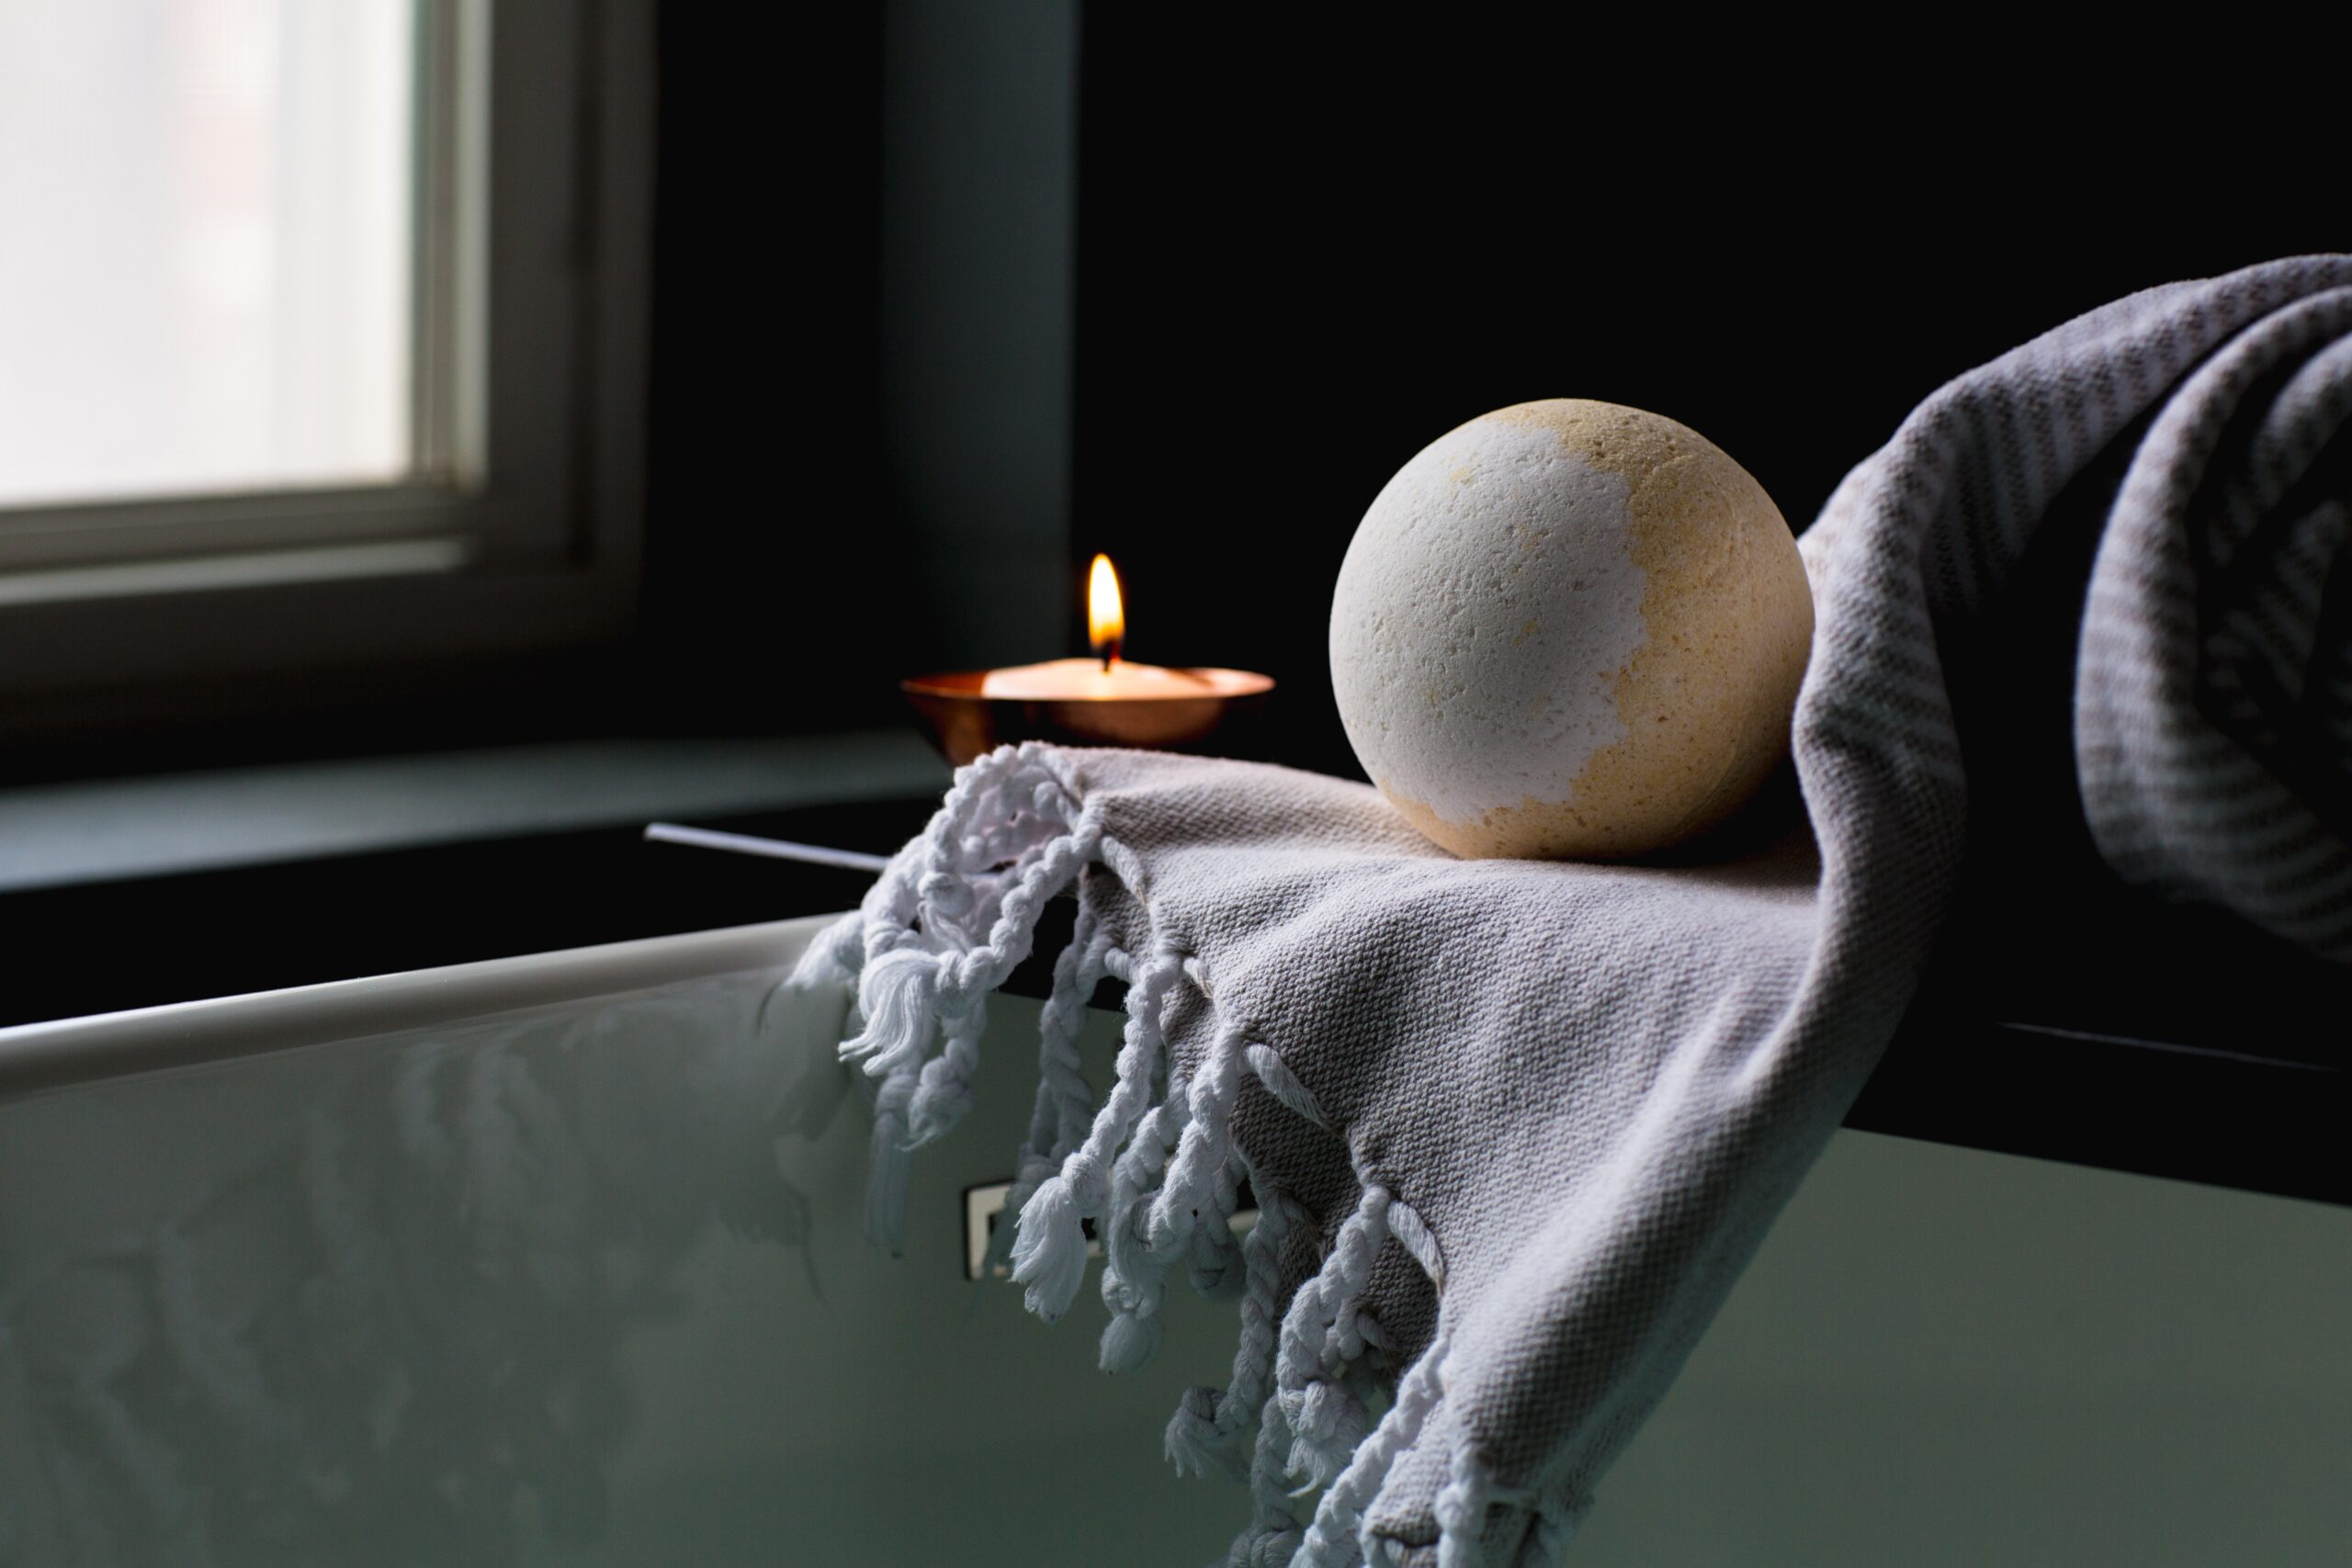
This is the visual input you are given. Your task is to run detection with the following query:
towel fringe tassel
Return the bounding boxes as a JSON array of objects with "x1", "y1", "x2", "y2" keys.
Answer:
[
  {"x1": 1293, "y1": 1325, "x2": 1454, "y2": 1568},
  {"x1": 1011, "y1": 947, "x2": 1182, "y2": 1322},
  {"x1": 1275, "y1": 1184, "x2": 1392, "y2": 1488},
  {"x1": 787, "y1": 743, "x2": 1469, "y2": 1562}
]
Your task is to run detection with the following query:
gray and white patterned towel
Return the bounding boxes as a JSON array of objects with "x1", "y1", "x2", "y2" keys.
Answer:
[{"x1": 795, "y1": 255, "x2": 2352, "y2": 1566}]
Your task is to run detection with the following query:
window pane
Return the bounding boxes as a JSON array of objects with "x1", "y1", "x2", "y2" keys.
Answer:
[{"x1": 0, "y1": 0, "x2": 415, "y2": 508}]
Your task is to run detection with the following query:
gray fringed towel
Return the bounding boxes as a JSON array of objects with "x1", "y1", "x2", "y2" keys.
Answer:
[{"x1": 794, "y1": 255, "x2": 2352, "y2": 1566}]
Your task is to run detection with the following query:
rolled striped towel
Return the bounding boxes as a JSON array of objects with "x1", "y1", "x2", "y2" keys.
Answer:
[{"x1": 2076, "y1": 274, "x2": 2352, "y2": 957}]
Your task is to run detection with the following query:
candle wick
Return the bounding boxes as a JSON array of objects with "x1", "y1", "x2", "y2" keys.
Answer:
[{"x1": 1099, "y1": 639, "x2": 1120, "y2": 673}]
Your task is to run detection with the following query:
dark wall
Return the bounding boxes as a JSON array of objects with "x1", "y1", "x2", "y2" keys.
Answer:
[
  {"x1": 643, "y1": 0, "x2": 1080, "y2": 739},
  {"x1": 638, "y1": 3, "x2": 890, "y2": 737},
  {"x1": 1071, "y1": 25, "x2": 2342, "y2": 778}
]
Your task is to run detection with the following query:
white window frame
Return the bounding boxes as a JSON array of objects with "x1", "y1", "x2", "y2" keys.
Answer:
[{"x1": 0, "y1": 0, "x2": 652, "y2": 731}]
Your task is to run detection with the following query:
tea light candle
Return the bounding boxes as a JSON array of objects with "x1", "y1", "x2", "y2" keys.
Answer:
[
  {"x1": 903, "y1": 555, "x2": 1273, "y2": 764},
  {"x1": 978, "y1": 659, "x2": 1225, "y2": 700}
]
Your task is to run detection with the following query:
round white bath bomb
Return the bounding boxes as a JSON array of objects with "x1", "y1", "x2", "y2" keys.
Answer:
[{"x1": 1329, "y1": 398, "x2": 1813, "y2": 860}]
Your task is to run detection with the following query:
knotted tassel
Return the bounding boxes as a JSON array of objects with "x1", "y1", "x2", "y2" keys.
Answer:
[
  {"x1": 1186, "y1": 1156, "x2": 1247, "y2": 1299},
  {"x1": 940, "y1": 818, "x2": 1099, "y2": 999},
  {"x1": 1276, "y1": 1183, "x2": 1393, "y2": 1488},
  {"x1": 1230, "y1": 1390, "x2": 1304, "y2": 1566},
  {"x1": 1009, "y1": 948, "x2": 1182, "y2": 1323},
  {"x1": 1164, "y1": 1384, "x2": 1243, "y2": 1483},
  {"x1": 1008, "y1": 1148, "x2": 1106, "y2": 1322},
  {"x1": 905, "y1": 995, "x2": 988, "y2": 1146},
  {"x1": 1284, "y1": 1379, "x2": 1371, "y2": 1490},
  {"x1": 1149, "y1": 1023, "x2": 1246, "y2": 1253},
  {"x1": 980, "y1": 910, "x2": 1109, "y2": 1281},
  {"x1": 1166, "y1": 1176, "x2": 1302, "y2": 1483},
  {"x1": 1099, "y1": 1070, "x2": 1193, "y2": 1373},
  {"x1": 1293, "y1": 1325, "x2": 1454, "y2": 1568},
  {"x1": 838, "y1": 947, "x2": 940, "y2": 1079},
  {"x1": 902, "y1": 815, "x2": 1102, "y2": 1142},
  {"x1": 1136, "y1": 1025, "x2": 1249, "y2": 1303},
  {"x1": 1037, "y1": 915, "x2": 1114, "y2": 1147},
  {"x1": 1098, "y1": 1302, "x2": 1164, "y2": 1375},
  {"x1": 916, "y1": 863, "x2": 978, "y2": 946}
]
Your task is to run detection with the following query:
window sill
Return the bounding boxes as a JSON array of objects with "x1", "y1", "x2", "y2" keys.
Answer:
[
  {"x1": 0, "y1": 732, "x2": 947, "y2": 1029},
  {"x1": 0, "y1": 730, "x2": 942, "y2": 895}
]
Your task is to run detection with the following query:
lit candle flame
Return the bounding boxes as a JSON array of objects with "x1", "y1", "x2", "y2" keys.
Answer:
[{"x1": 1089, "y1": 553, "x2": 1124, "y2": 671}]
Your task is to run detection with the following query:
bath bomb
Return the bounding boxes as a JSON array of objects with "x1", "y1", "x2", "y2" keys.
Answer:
[{"x1": 1329, "y1": 398, "x2": 1812, "y2": 860}]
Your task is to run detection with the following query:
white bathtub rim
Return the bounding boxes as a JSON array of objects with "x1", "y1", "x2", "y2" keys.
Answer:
[{"x1": 0, "y1": 913, "x2": 850, "y2": 1096}]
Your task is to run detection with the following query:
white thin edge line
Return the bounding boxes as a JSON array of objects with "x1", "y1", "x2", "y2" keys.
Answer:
[
  {"x1": 643, "y1": 822, "x2": 892, "y2": 874},
  {"x1": 1990, "y1": 1020, "x2": 2339, "y2": 1074}
]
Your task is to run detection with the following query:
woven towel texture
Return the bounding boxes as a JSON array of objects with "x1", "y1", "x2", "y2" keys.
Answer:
[{"x1": 797, "y1": 256, "x2": 2352, "y2": 1566}]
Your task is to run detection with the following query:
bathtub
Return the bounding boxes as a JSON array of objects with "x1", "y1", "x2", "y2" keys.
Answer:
[{"x1": 1, "y1": 915, "x2": 2344, "y2": 1566}]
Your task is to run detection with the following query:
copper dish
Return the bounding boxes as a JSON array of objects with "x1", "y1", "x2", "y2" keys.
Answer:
[{"x1": 901, "y1": 667, "x2": 1275, "y2": 766}]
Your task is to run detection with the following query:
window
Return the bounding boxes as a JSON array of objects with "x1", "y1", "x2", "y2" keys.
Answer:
[
  {"x1": 0, "y1": 2, "x2": 414, "y2": 509},
  {"x1": 0, "y1": 1, "x2": 651, "y2": 733}
]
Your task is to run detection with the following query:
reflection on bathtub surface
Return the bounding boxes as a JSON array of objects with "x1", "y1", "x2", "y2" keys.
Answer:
[{"x1": 0, "y1": 970, "x2": 844, "y2": 1567}]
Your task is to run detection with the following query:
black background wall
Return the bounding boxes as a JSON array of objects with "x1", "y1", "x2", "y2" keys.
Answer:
[
  {"x1": 638, "y1": 3, "x2": 890, "y2": 739},
  {"x1": 645, "y1": 0, "x2": 1080, "y2": 743}
]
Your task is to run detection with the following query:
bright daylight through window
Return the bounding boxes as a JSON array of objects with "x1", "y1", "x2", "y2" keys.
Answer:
[{"x1": 0, "y1": 0, "x2": 416, "y2": 508}]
